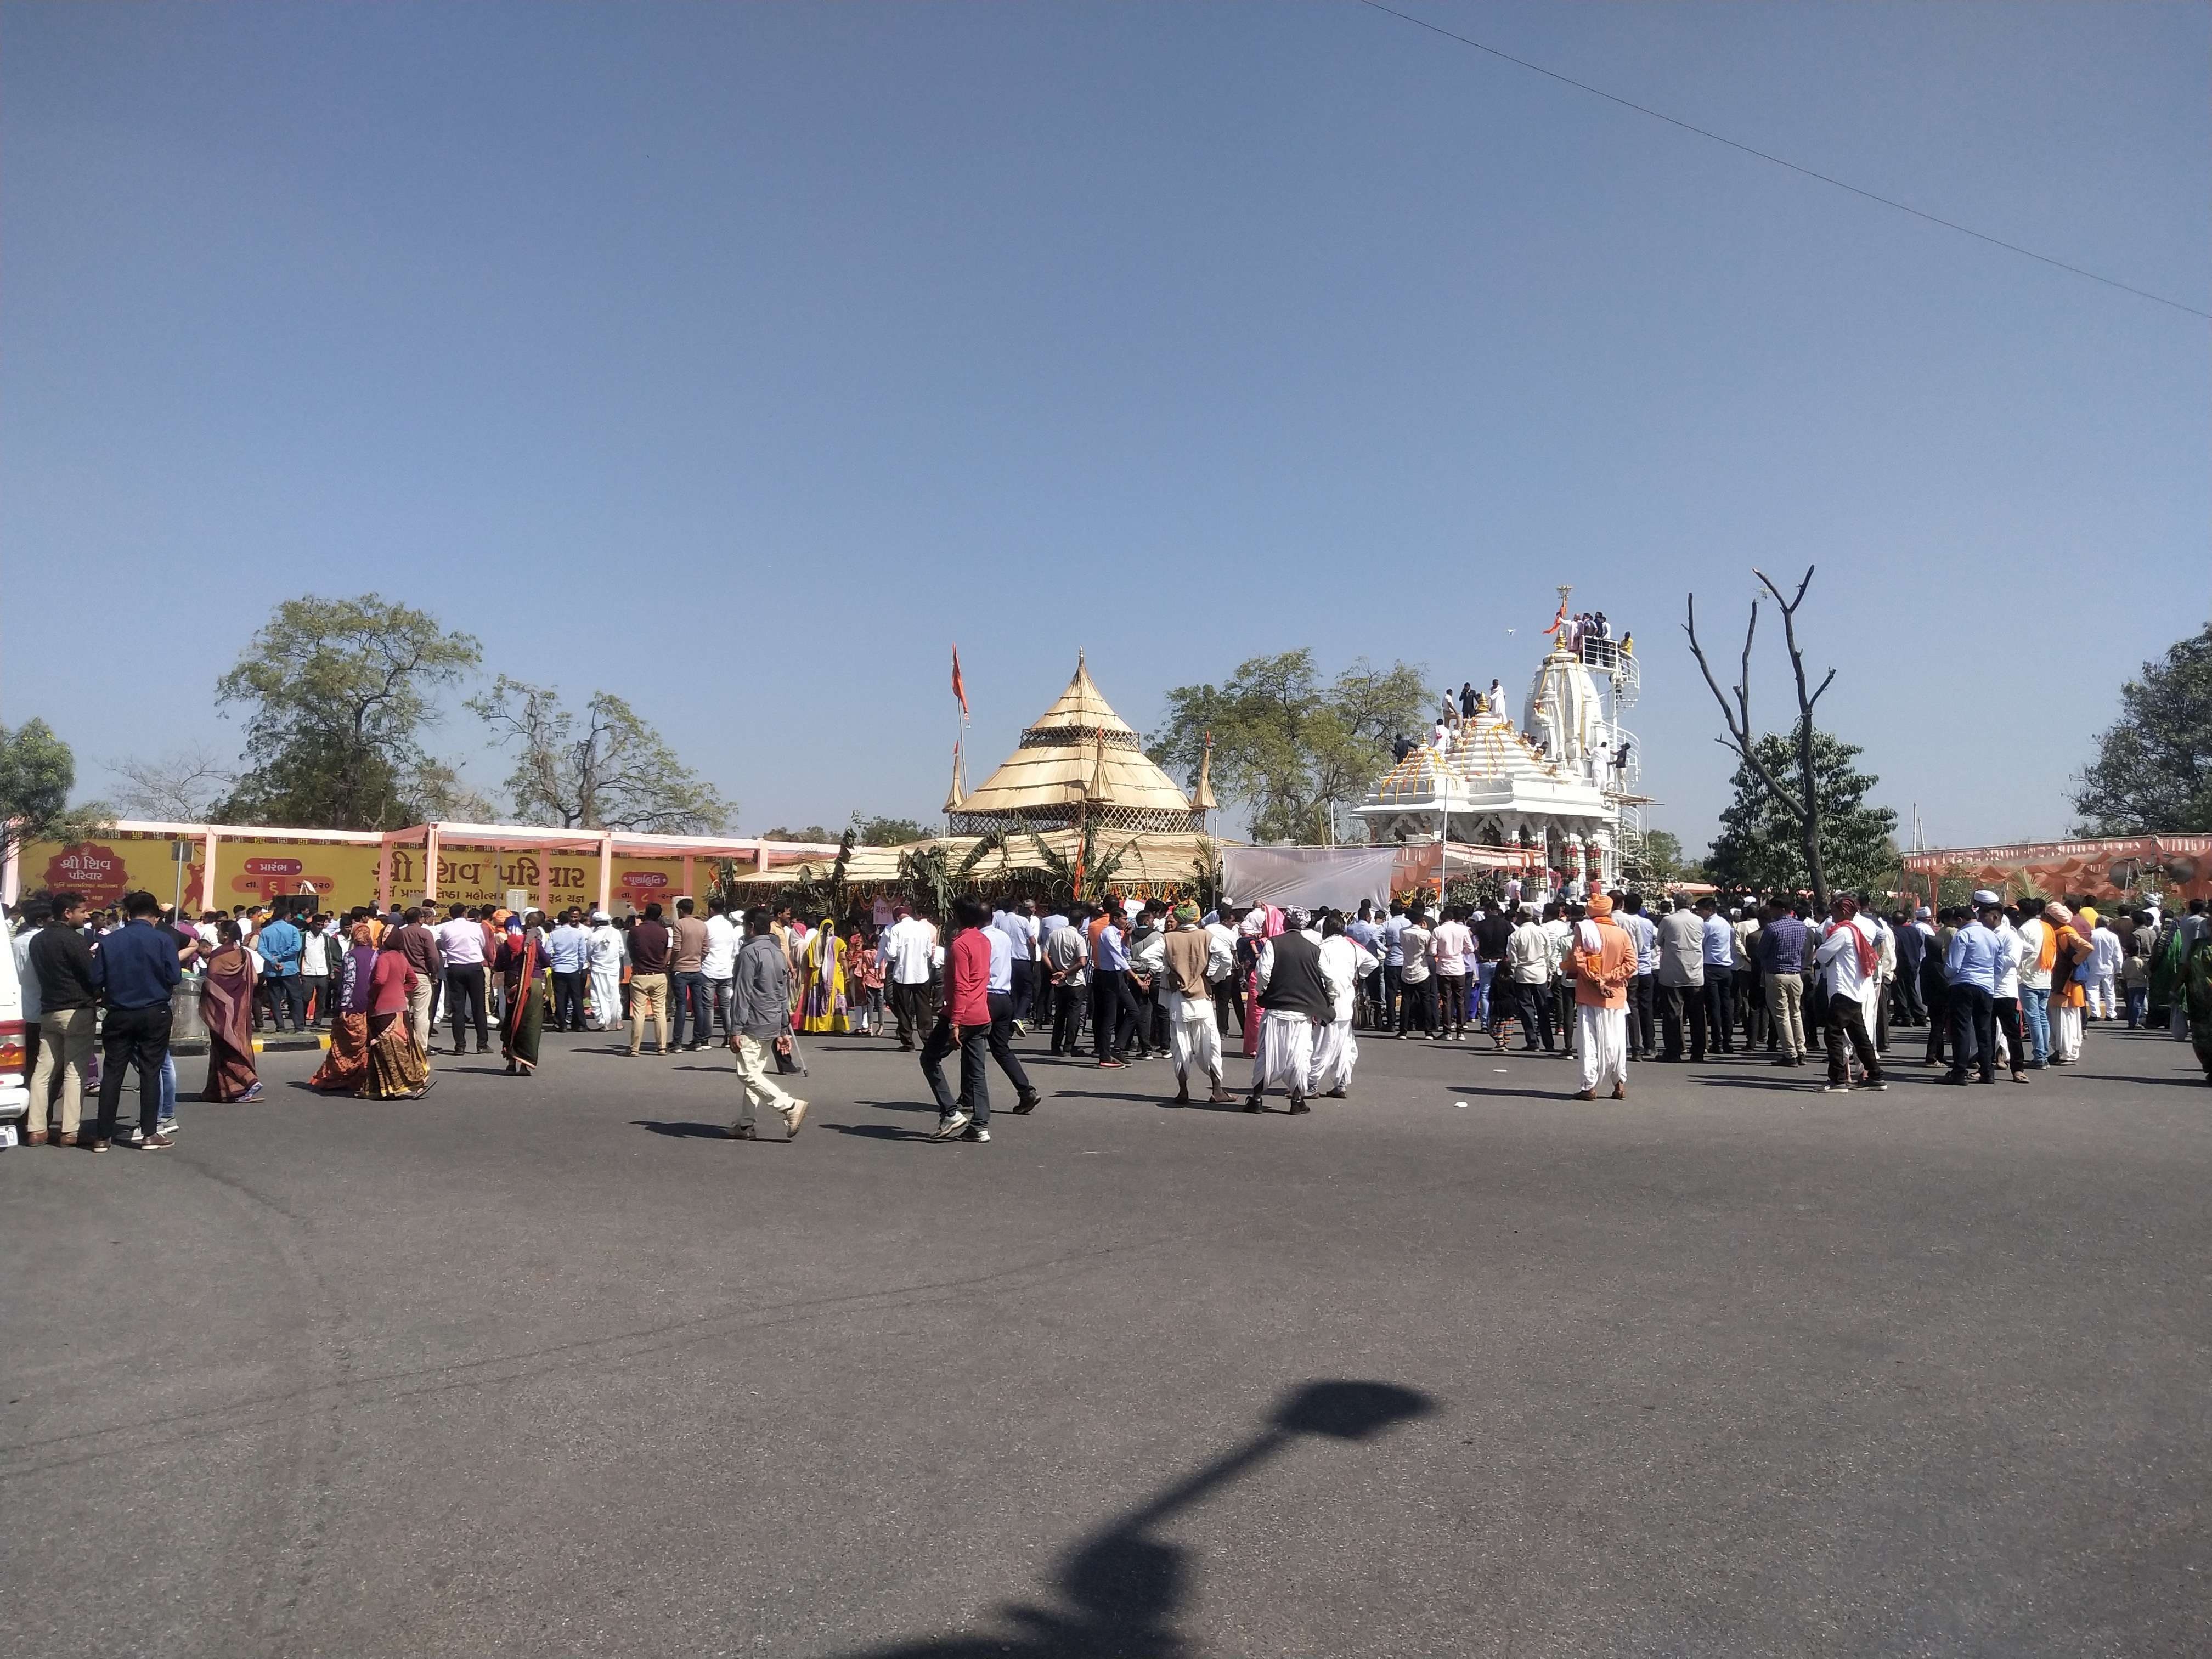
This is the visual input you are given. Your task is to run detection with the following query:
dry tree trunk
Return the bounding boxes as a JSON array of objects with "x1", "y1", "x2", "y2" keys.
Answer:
[{"x1": 1684, "y1": 566, "x2": 1837, "y2": 911}]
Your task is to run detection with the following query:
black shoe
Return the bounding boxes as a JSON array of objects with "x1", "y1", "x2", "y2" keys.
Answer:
[
  {"x1": 1289, "y1": 1096, "x2": 1310, "y2": 1115},
  {"x1": 1244, "y1": 1095, "x2": 1264, "y2": 1113},
  {"x1": 1012, "y1": 1092, "x2": 1041, "y2": 1115}
]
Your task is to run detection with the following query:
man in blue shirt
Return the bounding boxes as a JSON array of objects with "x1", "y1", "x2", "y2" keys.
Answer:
[
  {"x1": 89, "y1": 890, "x2": 182, "y2": 1151},
  {"x1": 1378, "y1": 902, "x2": 1410, "y2": 1032},
  {"x1": 1942, "y1": 893, "x2": 2006, "y2": 1085},
  {"x1": 1756, "y1": 902, "x2": 1811, "y2": 1065},
  {"x1": 1091, "y1": 913, "x2": 1146, "y2": 1066},
  {"x1": 256, "y1": 910, "x2": 306, "y2": 1033},
  {"x1": 1617, "y1": 893, "x2": 1660, "y2": 1059},
  {"x1": 1696, "y1": 897, "x2": 1737, "y2": 1053}
]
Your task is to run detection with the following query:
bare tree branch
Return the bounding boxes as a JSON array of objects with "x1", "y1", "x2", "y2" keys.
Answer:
[{"x1": 1685, "y1": 592, "x2": 1808, "y2": 821}]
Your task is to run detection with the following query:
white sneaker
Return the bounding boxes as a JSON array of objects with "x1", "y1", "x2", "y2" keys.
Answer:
[
  {"x1": 783, "y1": 1099, "x2": 809, "y2": 1138},
  {"x1": 962, "y1": 1126, "x2": 991, "y2": 1142},
  {"x1": 930, "y1": 1111, "x2": 972, "y2": 1142}
]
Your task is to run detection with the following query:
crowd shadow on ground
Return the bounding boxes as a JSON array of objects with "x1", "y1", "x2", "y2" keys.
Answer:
[{"x1": 844, "y1": 1379, "x2": 1437, "y2": 1659}]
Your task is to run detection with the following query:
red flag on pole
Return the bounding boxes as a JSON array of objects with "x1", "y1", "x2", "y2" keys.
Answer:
[{"x1": 951, "y1": 644, "x2": 969, "y2": 719}]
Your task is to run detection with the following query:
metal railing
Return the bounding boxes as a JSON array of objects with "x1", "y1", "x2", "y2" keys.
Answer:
[{"x1": 1577, "y1": 636, "x2": 1639, "y2": 708}]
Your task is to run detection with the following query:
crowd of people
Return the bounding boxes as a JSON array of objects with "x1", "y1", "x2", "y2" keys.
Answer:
[{"x1": 10, "y1": 878, "x2": 2211, "y2": 1154}]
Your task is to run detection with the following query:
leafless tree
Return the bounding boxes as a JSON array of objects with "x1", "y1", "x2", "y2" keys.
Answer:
[
  {"x1": 110, "y1": 746, "x2": 238, "y2": 821},
  {"x1": 1683, "y1": 566, "x2": 1837, "y2": 909},
  {"x1": 468, "y1": 676, "x2": 731, "y2": 834}
]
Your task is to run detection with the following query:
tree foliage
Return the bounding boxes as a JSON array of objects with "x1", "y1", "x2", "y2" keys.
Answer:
[
  {"x1": 216, "y1": 594, "x2": 481, "y2": 830},
  {"x1": 1622, "y1": 828, "x2": 1695, "y2": 888},
  {"x1": 1149, "y1": 651, "x2": 1429, "y2": 843},
  {"x1": 469, "y1": 676, "x2": 730, "y2": 834},
  {"x1": 854, "y1": 814, "x2": 932, "y2": 847},
  {"x1": 1707, "y1": 726, "x2": 1898, "y2": 895},
  {"x1": 1, "y1": 719, "x2": 111, "y2": 867},
  {"x1": 2070, "y1": 624, "x2": 2212, "y2": 834}
]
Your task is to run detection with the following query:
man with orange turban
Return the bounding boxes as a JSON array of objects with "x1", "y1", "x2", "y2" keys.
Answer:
[{"x1": 1567, "y1": 894, "x2": 1639, "y2": 1101}]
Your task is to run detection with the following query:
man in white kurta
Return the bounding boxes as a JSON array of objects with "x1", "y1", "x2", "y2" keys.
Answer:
[
  {"x1": 1162, "y1": 904, "x2": 1228, "y2": 1103},
  {"x1": 1309, "y1": 913, "x2": 1375, "y2": 1098},
  {"x1": 586, "y1": 912, "x2": 625, "y2": 1031}
]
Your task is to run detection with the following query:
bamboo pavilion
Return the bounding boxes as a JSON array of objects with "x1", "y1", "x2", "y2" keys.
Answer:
[{"x1": 735, "y1": 655, "x2": 1217, "y2": 904}]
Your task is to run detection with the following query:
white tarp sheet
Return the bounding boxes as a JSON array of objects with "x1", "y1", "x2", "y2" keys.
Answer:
[{"x1": 1221, "y1": 845, "x2": 1401, "y2": 912}]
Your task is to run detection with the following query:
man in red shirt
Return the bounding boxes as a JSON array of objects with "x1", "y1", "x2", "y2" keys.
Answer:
[{"x1": 921, "y1": 895, "x2": 995, "y2": 1142}]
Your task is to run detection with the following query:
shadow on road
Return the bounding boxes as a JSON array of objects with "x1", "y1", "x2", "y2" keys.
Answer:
[
  {"x1": 629, "y1": 1119, "x2": 730, "y2": 1139},
  {"x1": 830, "y1": 1124, "x2": 936, "y2": 1141},
  {"x1": 848, "y1": 1379, "x2": 1437, "y2": 1658}
]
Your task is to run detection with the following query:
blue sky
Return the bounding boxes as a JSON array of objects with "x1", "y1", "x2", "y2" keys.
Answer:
[{"x1": 3, "y1": 2, "x2": 2205, "y2": 851}]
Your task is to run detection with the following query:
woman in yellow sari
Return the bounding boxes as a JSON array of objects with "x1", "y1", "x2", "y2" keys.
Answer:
[{"x1": 799, "y1": 916, "x2": 847, "y2": 1033}]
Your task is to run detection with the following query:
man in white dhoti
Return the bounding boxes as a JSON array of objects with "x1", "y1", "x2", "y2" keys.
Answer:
[
  {"x1": 1246, "y1": 914, "x2": 1334, "y2": 1115},
  {"x1": 1162, "y1": 904, "x2": 1231, "y2": 1104},
  {"x1": 1565, "y1": 894, "x2": 1638, "y2": 1101},
  {"x1": 586, "y1": 911, "x2": 625, "y2": 1031},
  {"x1": 1309, "y1": 911, "x2": 1376, "y2": 1099}
]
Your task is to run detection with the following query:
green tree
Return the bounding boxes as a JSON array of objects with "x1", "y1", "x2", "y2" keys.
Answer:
[
  {"x1": 1149, "y1": 651, "x2": 1429, "y2": 843},
  {"x1": 1623, "y1": 827, "x2": 1693, "y2": 888},
  {"x1": 470, "y1": 677, "x2": 730, "y2": 834},
  {"x1": 0, "y1": 719, "x2": 111, "y2": 869},
  {"x1": 1707, "y1": 726, "x2": 1898, "y2": 895},
  {"x1": 2070, "y1": 624, "x2": 2212, "y2": 833},
  {"x1": 216, "y1": 594, "x2": 481, "y2": 830},
  {"x1": 853, "y1": 814, "x2": 932, "y2": 846},
  {"x1": 762, "y1": 825, "x2": 837, "y2": 844}
]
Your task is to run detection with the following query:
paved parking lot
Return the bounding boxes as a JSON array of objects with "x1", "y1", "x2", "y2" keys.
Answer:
[{"x1": 4, "y1": 1022, "x2": 2205, "y2": 1656}]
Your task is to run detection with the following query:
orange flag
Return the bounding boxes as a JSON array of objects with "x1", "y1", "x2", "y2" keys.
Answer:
[{"x1": 951, "y1": 644, "x2": 969, "y2": 718}]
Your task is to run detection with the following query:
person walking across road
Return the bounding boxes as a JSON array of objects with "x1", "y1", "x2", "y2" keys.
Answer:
[
  {"x1": 724, "y1": 908, "x2": 807, "y2": 1141},
  {"x1": 983, "y1": 911, "x2": 1042, "y2": 1115},
  {"x1": 921, "y1": 896, "x2": 995, "y2": 1142}
]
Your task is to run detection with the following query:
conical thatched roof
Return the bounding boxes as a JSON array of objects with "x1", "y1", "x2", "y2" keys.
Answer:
[{"x1": 947, "y1": 656, "x2": 1205, "y2": 836}]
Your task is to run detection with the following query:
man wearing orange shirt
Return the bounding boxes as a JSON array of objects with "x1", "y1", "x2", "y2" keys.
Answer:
[{"x1": 1566, "y1": 893, "x2": 1638, "y2": 1101}]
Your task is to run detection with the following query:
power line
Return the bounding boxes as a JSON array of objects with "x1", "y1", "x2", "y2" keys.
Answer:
[{"x1": 1359, "y1": 0, "x2": 2212, "y2": 322}]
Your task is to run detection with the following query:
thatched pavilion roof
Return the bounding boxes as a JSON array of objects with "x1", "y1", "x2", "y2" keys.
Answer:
[{"x1": 945, "y1": 655, "x2": 1204, "y2": 836}]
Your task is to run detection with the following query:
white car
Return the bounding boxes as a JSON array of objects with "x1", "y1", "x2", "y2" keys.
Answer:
[{"x1": 0, "y1": 925, "x2": 30, "y2": 1122}]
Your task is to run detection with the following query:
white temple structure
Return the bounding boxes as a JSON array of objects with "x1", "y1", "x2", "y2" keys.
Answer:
[{"x1": 1352, "y1": 591, "x2": 1647, "y2": 899}]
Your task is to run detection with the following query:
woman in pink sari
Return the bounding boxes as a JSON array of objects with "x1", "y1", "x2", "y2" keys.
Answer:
[{"x1": 199, "y1": 921, "x2": 265, "y2": 1103}]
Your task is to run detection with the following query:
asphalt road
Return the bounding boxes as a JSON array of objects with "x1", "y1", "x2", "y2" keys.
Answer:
[{"x1": 5, "y1": 1016, "x2": 2206, "y2": 1657}]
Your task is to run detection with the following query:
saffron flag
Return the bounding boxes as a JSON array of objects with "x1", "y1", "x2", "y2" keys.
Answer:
[
  {"x1": 951, "y1": 644, "x2": 969, "y2": 718},
  {"x1": 1544, "y1": 601, "x2": 1569, "y2": 636}
]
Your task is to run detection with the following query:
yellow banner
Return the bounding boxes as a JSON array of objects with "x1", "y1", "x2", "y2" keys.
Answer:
[{"x1": 19, "y1": 834, "x2": 713, "y2": 915}]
